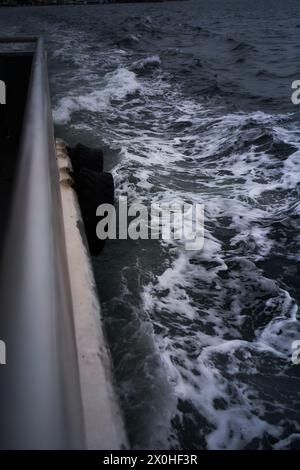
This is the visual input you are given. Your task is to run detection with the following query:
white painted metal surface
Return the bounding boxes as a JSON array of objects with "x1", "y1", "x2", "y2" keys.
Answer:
[{"x1": 56, "y1": 140, "x2": 128, "y2": 450}]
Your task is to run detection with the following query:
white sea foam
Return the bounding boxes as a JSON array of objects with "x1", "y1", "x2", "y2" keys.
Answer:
[
  {"x1": 52, "y1": 43, "x2": 300, "y2": 450},
  {"x1": 53, "y1": 67, "x2": 142, "y2": 123},
  {"x1": 131, "y1": 55, "x2": 161, "y2": 73}
]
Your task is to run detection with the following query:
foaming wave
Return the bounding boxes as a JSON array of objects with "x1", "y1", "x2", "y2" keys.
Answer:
[
  {"x1": 131, "y1": 55, "x2": 161, "y2": 75},
  {"x1": 53, "y1": 67, "x2": 142, "y2": 123},
  {"x1": 142, "y1": 237, "x2": 299, "y2": 448},
  {"x1": 124, "y1": 94, "x2": 300, "y2": 449},
  {"x1": 53, "y1": 38, "x2": 300, "y2": 450}
]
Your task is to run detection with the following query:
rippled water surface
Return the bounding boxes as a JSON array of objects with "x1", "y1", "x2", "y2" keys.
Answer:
[{"x1": 1, "y1": 0, "x2": 300, "y2": 449}]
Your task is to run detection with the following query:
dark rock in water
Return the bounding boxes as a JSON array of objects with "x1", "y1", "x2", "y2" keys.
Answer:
[
  {"x1": 75, "y1": 169, "x2": 114, "y2": 257},
  {"x1": 67, "y1": 143, "x2": 103, "y2": 176}
]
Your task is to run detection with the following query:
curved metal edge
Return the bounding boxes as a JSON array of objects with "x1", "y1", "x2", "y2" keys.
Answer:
[{"x1": 0, "y1": 37, "x2": 86, "y2": 449}]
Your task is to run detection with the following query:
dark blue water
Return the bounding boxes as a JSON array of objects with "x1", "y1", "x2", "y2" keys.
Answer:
[{"x1": 1, "y1": 0, "x2": 300, "y2": 449}]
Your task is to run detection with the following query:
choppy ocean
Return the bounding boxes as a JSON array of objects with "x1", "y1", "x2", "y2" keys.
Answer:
[{"x1": 1, "y1": 0, "x2": 300, "y2": 450}]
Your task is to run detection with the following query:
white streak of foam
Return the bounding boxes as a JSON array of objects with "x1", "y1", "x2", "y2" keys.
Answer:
[{"x1": 53, "y1": 67, "x2": 142, "y2": 123}]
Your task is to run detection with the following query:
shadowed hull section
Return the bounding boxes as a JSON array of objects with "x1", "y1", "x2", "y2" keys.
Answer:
[{"x1": 0, "y1": 53, "x2": 32, "y2": 247}]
